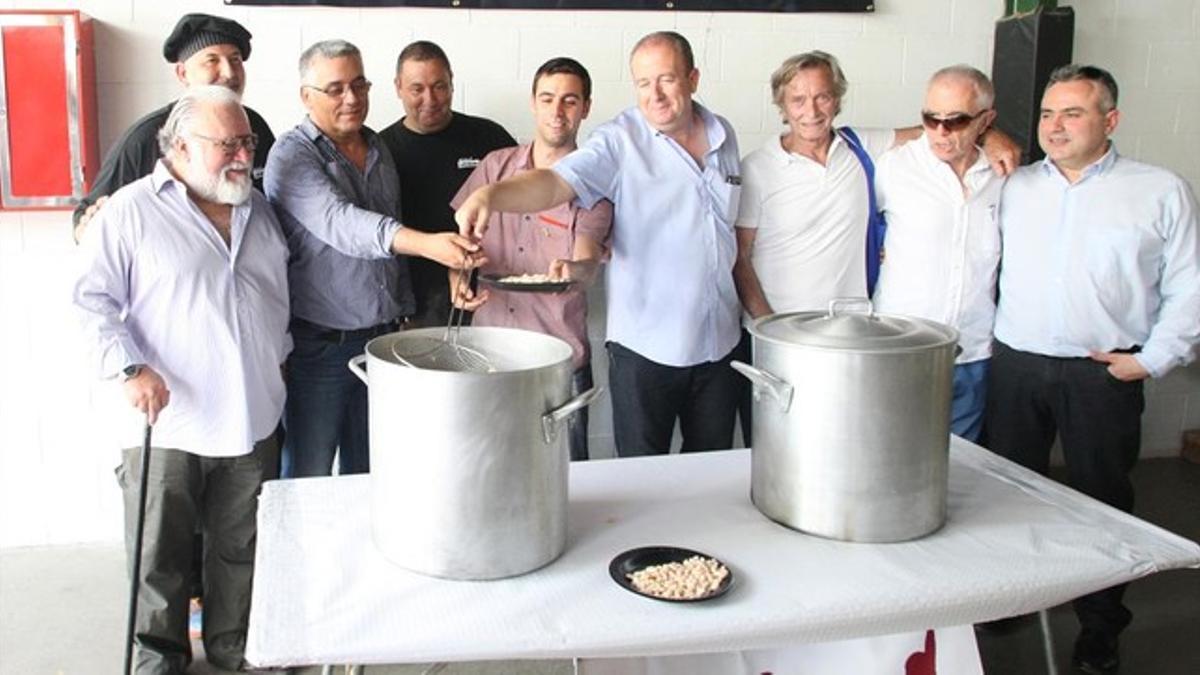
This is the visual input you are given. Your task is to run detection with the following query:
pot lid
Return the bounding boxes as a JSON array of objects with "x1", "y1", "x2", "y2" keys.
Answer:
[{"x1": 753, "y1": 298, "x2": 958, "y2": 351}]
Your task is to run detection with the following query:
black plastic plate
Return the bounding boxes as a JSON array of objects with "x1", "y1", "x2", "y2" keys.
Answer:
[{"x1": 609, "y1": 546, "x2": 734, "y2": 603}]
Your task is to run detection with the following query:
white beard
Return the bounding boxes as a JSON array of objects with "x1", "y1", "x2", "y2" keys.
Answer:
[{"x1": 188, "y1": 154, "x2": 252, "y2": 206}]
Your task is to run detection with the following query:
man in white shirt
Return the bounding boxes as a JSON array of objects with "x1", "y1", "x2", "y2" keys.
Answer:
[
  {"x1": 872, "y1": 65, "x2": 1002, "y2": 442},
  {"x1": 73, "y1": 86, "x2": 291, "y2": 673},
  {"x1": 731, "y1": 51, "x2": 1015, "y2": 445},
  {"x1": 987, "y1": 65, "x2": 1200, "y2": 675}
]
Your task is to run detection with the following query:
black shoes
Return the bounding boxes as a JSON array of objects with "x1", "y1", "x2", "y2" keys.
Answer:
[{"x1": 1072, "y1": 630, "x2": 1120, "y2": 674}]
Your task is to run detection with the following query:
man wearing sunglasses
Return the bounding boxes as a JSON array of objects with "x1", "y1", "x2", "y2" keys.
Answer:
[
  {"x1": 72, "y1": 86, "x2": 291, "y2": 673},
  {"x1": 266, "y1": 40, "x2": 484, "y2": 479},
  {"x1": 870, "y1": 65, "x2": 1002, "y2": 443},
  {"x1": 71, "y1": 13, "x2": 274, "y2": 243},
  {"x1": 986, "y1": 64, "x2": 1200, "y2": 675}
]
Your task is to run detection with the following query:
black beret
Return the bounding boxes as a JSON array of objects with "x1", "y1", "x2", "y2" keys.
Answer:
[{"x1": 162, "y1": 14, "x2": 252, "y2": 64}]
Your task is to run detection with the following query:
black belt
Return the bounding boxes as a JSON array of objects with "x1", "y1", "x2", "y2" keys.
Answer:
[{"x1": 291, "y1": 317, "x2": 400, "y2": 344}]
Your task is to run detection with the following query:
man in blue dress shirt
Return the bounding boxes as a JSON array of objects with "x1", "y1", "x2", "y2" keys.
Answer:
[
  {"x1": 267, "y1": 40, "x2": 483, "y2": 477},
  {"x1": 455, "y1": 32, "x2": 743, "y2": 457},
  {"x1": 986, "y1": 64, "x2": 1199, "y2": 675}
]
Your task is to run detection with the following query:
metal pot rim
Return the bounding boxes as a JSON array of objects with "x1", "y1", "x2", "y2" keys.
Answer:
[{"x1": 366, "y1": 326, "x2": 573, "y2": 375}]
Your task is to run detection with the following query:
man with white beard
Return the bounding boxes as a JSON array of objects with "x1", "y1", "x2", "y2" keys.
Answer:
[{"x1": 72, "y1": 85, "x2": 291, "y2": 673}]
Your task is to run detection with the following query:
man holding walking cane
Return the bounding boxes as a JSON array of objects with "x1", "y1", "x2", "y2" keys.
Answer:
[{"x1": 72, "y1": 85, "x2": 290, "y2": 673}]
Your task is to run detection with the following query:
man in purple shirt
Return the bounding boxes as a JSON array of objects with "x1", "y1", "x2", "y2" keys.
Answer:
[
  {"x1": 73, "y1": 86, "x2": 289, "y2": 673},
  {"x1": 450, "y1": 57, "x2": 613, "y2": 460}
]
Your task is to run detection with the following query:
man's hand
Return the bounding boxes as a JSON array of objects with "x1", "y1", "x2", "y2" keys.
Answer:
[
  {"x1": 455, "y1": 185, "x2": 494, "y2": 239},
  {"x1": 980, "y1": 128, "x2": 1021, "y2": 177},
  {"x1": 448, "y1": 269, "x2": 489, "y2": 311},
  {"x1": 396, "y1": 229, "x2": 486, "y2": 270},
  {"x1": 73, "y1": 196, "x2": 108, "y2": 243},
  {"x1": 123, "y1": 366, "x2": 170, "y2": 425},
  {"x1": 549, "y1": 258, "x2": 600, "y2": 287},
  {"x1": 1089, "y1": 351, "x2": 1150, "y2": 382}
]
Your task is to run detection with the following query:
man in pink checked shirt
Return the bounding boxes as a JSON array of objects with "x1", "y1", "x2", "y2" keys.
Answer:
[{"x1": 450, "y1": 57, "x2": 612, "y2": 461}]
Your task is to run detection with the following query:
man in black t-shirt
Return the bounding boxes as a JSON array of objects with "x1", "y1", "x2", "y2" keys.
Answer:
[
  {"x1": 71, "y1": 13, "x2": 274, "y2": 243},
  {"x1": 379, "y1": 40, "x2": 516, "y2": 327}
]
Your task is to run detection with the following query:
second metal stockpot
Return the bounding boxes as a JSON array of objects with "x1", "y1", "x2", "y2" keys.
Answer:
[{"x1": 731, "y1": 299, "x2": 959, "y2": 543}]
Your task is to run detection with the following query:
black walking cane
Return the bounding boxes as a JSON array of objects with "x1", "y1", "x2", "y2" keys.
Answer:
[{"x1": 124, "y1": 420, "x2": 152, "y2": 675}]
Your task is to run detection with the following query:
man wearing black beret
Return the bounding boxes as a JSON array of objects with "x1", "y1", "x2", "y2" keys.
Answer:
[{"x1": 71, "y1": 13, "x2": 275, "y2": 242}]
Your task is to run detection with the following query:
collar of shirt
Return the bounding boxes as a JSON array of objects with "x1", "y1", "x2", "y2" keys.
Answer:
[
  {"x1": 148, "y1": 159, "x2": 252, "y2": 257},
  {"x1": 765, "y1": 130, "x2": 853, "y2": 168},
  {"x1": 915, "y1": 132, "x2": 995, "y2": 196},
  {"x1": 637, "y1": 101, "x2": 733, "y2": 162},
  {"x1": 299, "y1": 116, "x2": 383, "y2": 173},
  {"x1": 1038, "y1": 143, "x2": 1118, "y2": 184}
]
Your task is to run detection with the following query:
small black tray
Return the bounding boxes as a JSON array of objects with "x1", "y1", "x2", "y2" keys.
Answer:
[{"x1": 608, "y1": 546, "x2": 734, "y2": 603}]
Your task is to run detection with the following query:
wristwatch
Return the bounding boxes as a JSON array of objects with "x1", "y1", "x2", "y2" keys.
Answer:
[{"x1": 122, "y1": 364, "x2": 144, "y2": 381}]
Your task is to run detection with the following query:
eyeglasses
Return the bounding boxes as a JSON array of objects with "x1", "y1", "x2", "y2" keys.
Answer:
[
  {"x1": 303, "y1": 78, "x2": 372, "y2": 99},
  {"x1": 189, "y1": 132, "x2": 258, "y2": 155},
  {"x1": 920, "y1": 110, "x2": 987, "y2": 132}
]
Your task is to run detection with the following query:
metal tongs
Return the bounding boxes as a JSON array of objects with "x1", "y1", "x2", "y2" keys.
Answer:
[{"x1": 391, "y1": 267, "x2": 494, "y2": 373}]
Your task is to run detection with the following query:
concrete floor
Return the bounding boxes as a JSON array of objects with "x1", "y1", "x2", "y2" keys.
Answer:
[{"x1": 2, "y1": 458, "x2": 1196, "y2": 675}]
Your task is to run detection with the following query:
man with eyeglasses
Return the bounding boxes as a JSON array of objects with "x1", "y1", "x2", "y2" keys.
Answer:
[
  {"x1": 71, "y1": 13, "x2": 274, "y2": 243},
  {"x1": 266, "y1": 39, "x2": 484, "y2": 478},
  {"x1": 986, "y1": 64, "x2": 1199, "y2": 675},
  {"x1": 870, "y1": 65, "x2": 1002, "y2": 442},
  {"x1": 72, "y1": 85, "x2": 290, "y2": 673},
  {"x1": 380, "y1": 41, "x2": 517, "y2": 327}
]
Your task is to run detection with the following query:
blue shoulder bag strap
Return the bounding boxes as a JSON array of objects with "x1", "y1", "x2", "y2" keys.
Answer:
[{"x1": 837, "y1": 126, "x2": 887, "y2": 297}]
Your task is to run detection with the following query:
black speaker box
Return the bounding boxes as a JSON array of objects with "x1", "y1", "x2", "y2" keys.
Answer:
[{"x1": 991, "y1": 7, "x2": 1075, "y2": 164}]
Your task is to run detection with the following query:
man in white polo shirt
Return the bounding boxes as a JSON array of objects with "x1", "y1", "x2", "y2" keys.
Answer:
[{"x1": 871, "y1": 65, "x2": 1002, "y2": 442}]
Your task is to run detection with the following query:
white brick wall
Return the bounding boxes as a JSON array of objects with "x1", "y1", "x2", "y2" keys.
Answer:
[{"x1": 1, "y1": 0, "x2": 1197, "y2": 546}]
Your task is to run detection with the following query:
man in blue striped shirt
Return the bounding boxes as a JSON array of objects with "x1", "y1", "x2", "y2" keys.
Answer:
[{"x1": 267, "y1": 39, "x2": 483, "y2": 478}]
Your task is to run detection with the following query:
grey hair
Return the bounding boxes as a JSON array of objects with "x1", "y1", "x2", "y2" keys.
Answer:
[
  {"x1": 770, "y1": 51, "x2": 849, "y2": 112},
  {"x1": 298, "y1": 39, "x2": 361, "y2": 82},
  {"x1": 1047, "y1": 64, "x2": 1119, "y2": 111},
  {"x1": 929, "y1": 64, "x2": 995, "y2": 110},
  {"x1": 156, "y1": 85, "x2": 243, "y2": 157}
]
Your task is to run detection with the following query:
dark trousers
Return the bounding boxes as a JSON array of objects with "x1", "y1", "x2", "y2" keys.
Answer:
[
  {"x1": 985, "y1": 341, "x2": 1144, "y2": 640},
  {"x1": 606, "y1": 341, "x2": 740, "y2": 457},
  {"x1": 569, "y1": 365, "x2": 594, "y2": 461},
  {"x1": 282, "y1": 326, "x2": 374, "y2": 477},
  {"x1": 732, "y1": 328, "x2": 753, "y2": 448},
  {"x1": 118, "y1": 437, "x2": 277, "y2": 674}
]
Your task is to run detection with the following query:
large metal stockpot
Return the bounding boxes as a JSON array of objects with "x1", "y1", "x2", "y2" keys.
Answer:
[
  {"x1": 731, "y1": 299, "x2": 959, "y2": 543},
  {"x1": 347, "y1": 326, "x2": 602, "y2": 580}
]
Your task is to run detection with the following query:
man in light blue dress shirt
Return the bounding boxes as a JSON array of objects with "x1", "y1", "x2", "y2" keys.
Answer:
[
  {"x1": 986, "y1": 65, "x2": 1200, "y2": 675},
  {"x1": 456, "y1": 32, "x2": 743, "y2": 456}
]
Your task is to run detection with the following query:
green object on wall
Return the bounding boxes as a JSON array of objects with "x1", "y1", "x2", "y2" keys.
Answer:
[{"x1": 1006, "y1": 0, "x2": 1057, "y2": 16}]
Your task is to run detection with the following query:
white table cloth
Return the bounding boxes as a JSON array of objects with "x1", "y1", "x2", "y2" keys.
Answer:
[{"x1": 246, "y1": 438, "x2": 1200, "y2": 667}]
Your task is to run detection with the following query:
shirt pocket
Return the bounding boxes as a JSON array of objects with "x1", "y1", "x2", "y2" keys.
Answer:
[{"x1": 707, "y1": 174, "x2": 742, "y2": 227}]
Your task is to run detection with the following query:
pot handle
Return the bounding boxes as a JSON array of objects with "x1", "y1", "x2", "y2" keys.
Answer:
[
  {"x1": 730, "y1": 360, "x2": 794, "y2": 413},
  {"x1": 827, "y1": 297, "x2": 875, "y2": 318},
  {"x1": 347, "y1": 354, "x2": 369, "y2": 385},
  {"x1": 542, "y1": 387, "x2": 605, "y2": 444}
]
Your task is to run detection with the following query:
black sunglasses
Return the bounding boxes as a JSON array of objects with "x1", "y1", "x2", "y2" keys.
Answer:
[{"x1": 921, "y1": 110, "x2": 987, "y2": 132}]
